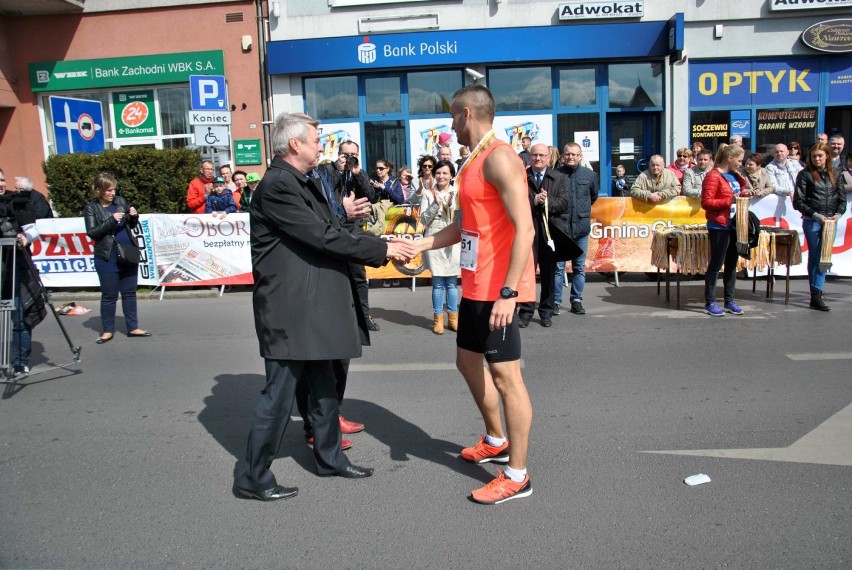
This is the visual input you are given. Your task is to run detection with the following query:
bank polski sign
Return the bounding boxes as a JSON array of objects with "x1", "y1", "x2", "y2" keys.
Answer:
[
  {"x1": 559, "y1": 1, "x2": 644, "y2": 20},
  {"x1": 356, "y1": 35, "x2": 458, "y2": 66}
]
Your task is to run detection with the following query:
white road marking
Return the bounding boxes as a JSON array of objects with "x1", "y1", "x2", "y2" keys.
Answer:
[
  {"x1": 786, "y1": 352, "x2": 852, "y2": 361},
  {"x1": 351, "y1": 361, "x2": 524, "y2": 372},
  {"x1": 643, "y1": 402, "x2": 852, "y2": 466}
]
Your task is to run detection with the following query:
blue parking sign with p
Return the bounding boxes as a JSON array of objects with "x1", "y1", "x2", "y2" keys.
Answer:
[
  {"x1": 49, "y1": 96, "x2": 105, "y2": 155},
  {"x1": 190, "y1": 75, "x2": 228, "y2": 110}
]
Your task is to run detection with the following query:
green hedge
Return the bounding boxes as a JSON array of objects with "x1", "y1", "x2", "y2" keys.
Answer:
[{"x1": 43, "y1": 147, "x2": 201, "y2": 217}]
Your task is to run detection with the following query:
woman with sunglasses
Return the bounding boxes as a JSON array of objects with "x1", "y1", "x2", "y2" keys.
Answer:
[
  {"x1": 788, "y1": 142, "x2": 806, "y2": 168},
  {"x1": 419, "y1": 160, "x2": 460, "y2": 334},
  {"x1": 415, "y1": 155, "x2": 437, "y2": 199},
  {"x1": 666, "y1": 147, "x2": 692, "y2": 192},
  {"x1": 397, "y1": 166, "x2": 417, "y2": 203},
  {"x1": 370, "y1": 158, "x2": 404, "y2": 204}
]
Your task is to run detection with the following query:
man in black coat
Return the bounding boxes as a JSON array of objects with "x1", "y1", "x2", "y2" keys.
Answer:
[
  {"x1": 518, "y1": 143, "x2": 569, "y2": 328},
  {"x1": 234, "y1": 113, "x2": 414, "y2": 502},
  {"x1": 556, "y1": 142, "x2": 599, "y2": 315}
]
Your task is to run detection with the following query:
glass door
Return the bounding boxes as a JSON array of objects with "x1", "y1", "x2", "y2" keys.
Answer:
[{"x1": 606, "y1": 113, "x2": 660, "y2": 192}]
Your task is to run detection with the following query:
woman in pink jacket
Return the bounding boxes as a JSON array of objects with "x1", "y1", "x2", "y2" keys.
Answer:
[{"x1": 701, "y1": 144, "x2": 753, "y2": 317}]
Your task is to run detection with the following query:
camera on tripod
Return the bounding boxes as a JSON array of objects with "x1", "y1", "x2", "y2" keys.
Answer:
[{"x1": 0, "y1": 192, "x2": 33, "y2": 239}]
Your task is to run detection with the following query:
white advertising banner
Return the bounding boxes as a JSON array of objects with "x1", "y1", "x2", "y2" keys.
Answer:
[
  {"x1": 574, "y1": 130, "x2": 600, "y2": 162},
  {"x1": 492, "y1": 114, "x2": 555, "y2": 154},
  {"x1": 408, "y1": 118, "x2": 456, "y2": 165},
  {"x1": 318, "y1": 122, "x2": 362, "y2": 163}
]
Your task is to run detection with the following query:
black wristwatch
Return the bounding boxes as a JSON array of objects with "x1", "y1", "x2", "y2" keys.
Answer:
[{"x1": 500, "y1": 286, "x2": 519, "y2": 299}]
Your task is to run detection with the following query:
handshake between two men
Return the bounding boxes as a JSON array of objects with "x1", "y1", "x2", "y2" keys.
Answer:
[{"x1": 343, "y1": 191, "x2": 420, "y2": 264}]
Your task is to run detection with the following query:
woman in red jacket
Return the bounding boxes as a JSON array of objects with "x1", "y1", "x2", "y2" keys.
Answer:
[{"x1": 701, "y1": 144, "x2": 753, "y2": 317}]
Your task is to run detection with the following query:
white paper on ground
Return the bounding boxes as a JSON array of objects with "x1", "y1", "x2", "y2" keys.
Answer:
[{"x1": 684, "y1": 473, "x2": 711, "y2": 486}]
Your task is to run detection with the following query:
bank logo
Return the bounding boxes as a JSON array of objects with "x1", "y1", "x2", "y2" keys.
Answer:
[
  {"x1": 358, "y1": 37, "x2": 377, "y2": 65},
  {"x1": 36, "y1": 70, "x2": 49, "y2": 83}
]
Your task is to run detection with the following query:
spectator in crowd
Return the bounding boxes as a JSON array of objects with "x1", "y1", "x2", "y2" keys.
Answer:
[
  {"x1": 793, "y1": 142, "x2": 847, "y2": 311},
  {"x1": 518, "y1": 143, "x2": 568, "y2": 327},
  {"x1": 788, "y1": 141, "x2": 805, "y2": 167},
  {"x1": 765, "y1": 144, "x2": 803, "y2": 197},
  {"x1": 397, "y1": 166, "x2": 416, "y2": 203},
  {"x1": 841, "y1": 153, "x2": 852, "y2": 191},
  {"x1": 232, "y1": 170, "x2": 247, "y2": 210},
  {"x1": 548, "y1": 146, "x2": 561, "y2": 169},
  {"x1": 701, "y1": 144, "x2": 753, "y2": 317},
  {"x1": 219, "y1": 164, "x2": 236, "y2": 191},
  {"x1": 612, "y1": 164, "x2": 629, "y2": 197},
  {"x1": 437, "y1": 145, "x2": 453, "y2": 163},
  {"x1": 234, "y1": 112, "x2": 415, "y2": 501},
  {"x1": 666, "y1": 147, "x2": 692, "y2": 189},
  {"x1": 630, "y1": 155, "x2": 680, "y2": 203},
  {"x1": 456, "y1": 146, "x2": 469, "y2": 170},
  {"x1": 554, "y1": 142, "x2": 599, "y2": 317},
  {"x1": 419, "y1": 160, "x2": 460, "y2": 334},
  {"x1": 242, "y1": 172, "x2": 260, "y2": 210},
  {"x1": 816, "y1": 133, "x2": 828, "y2": 145},
  {"x1": 740, "y1": 152, "x2": 775, "y2": 197},
  {"x1": 518, "y1": 135, "x2": 532, "y2": 168},
  {"x1": 186, "y1": 160, "x2": 215, "y2": 214},
  {"x1": 691, "y1": 141, "x2": 705, "y2": 164},
  {"x1": 205, "y1": 176, "x2": 237, "y2": 214},
  {"x1": 730, "y1": 135, "x2": 743, "y2": 148},
  {"x1": 683, "y1": 149, "x2": 714, "y2": 198},
  {"x1": 370, "y1": 158, "x2": 405, "y2": 204},
  {"x1": 828, "y1": 133, "x2": 845, "y2": 168},
  {"x1": 415, "y1": 154, "x2": 437, "y2": 197},
  {"x1": 6, "y1": 175, "x2": 53, "y2": 376},
  {"x1": 84, "y1": 172, "x2": 150, "y2": 344}
]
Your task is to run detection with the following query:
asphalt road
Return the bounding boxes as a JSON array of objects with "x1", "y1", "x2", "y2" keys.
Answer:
[{"x1": 1, "y1": 275, "x2": 851, "y2": 569}]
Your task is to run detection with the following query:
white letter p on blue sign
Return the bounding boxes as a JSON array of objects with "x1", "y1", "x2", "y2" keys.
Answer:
[{"x1": 190, "y1": 75, "x2": 228, "y2": 111}]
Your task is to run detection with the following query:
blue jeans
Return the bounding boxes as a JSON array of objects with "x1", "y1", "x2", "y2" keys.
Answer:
[
  {"x1": 11, "y1": 288, "x2": 31, "y2": 368},
  {"x1": 802, "y1": 218, "x2": 827, "y2": 292},
  {"x1": 431, "y1": 276, "x2": 459, "y2": 314},
  {"x1": 554, "y1": 234, "x2": 589, "y2": 304},
  {"x1": 97, "y1": 265, "x2": 140, "y2": 333}
]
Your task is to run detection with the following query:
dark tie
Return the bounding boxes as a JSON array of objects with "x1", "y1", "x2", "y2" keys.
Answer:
[{"x1": 535, "y1": 171, "x2": 543, "y2": 189}]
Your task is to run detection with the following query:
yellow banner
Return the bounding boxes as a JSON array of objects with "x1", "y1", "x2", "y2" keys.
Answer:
[{"x1": 365, "y1": 204, "x2": 433, "y2": 280}]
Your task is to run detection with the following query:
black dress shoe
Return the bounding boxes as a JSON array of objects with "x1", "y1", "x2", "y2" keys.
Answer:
[
  {"x1": 235, "y1": 484, "x2": 298, "y2": 501},
  {"x1": 540, "y1": 317, "x2": 552, "y2": 327},
  {"x1": 518, "y1": 316, "x2": 531, "y2": 328},
  {"x1": 331, "y1": 464, "x2": 374, "y2": 479}
]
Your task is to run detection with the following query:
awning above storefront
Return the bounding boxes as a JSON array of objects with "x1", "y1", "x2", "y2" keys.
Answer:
[
  {"x1": 0, "y1": 0, "x2": 83, "y2": 16},
  {"x1": 267, "y1": 17, "x2": 684, "y2": 75}
]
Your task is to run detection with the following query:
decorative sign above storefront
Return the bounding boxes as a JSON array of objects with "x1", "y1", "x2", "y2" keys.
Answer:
[
  {"x1": 770, "y1": 0, "x2": 852, "y2": 11},
  {"x1": 558, "y1": 1, "x2": 644, "y2": 20},
  {"x1": 802, "y1": 19, "x2": 852, "y2": 53},
  {"x1": 29, "y1": 51, "x2": 225, "y2": 92}
]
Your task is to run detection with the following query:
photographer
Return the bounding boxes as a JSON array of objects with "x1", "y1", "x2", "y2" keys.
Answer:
[{"x1": 2, "y1": 174, "x2": 53, "y2": 376}]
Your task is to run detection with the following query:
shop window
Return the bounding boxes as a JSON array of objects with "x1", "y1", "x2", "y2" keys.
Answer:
[
  {"x1": 755, "y1": 108, "x2": 818, "y2": 157},
  {"x1": 305, "y1": 76, "x2": 358, "y2": 119},
  {"x1": 824, "y1": 107, "x2": 851, "y2": 142},
  {"x1": 365, "y1": 76, "x2": 402, "y2": 115},
  {"x1": 556, "y1": 112, "x2": 600, "y2": 173},
  {"x1": 407, "y1": 70, "x2": 461, "y2": 115},
  {"x1": 158, "y1": 87, "x2": 191, "y2": 136},
  {"x1": 364, "y1": 120, "x2": 406, "y2": 177},
  {"x1": 490, "y1": 67, "x2": 551, "y2": 112},
  {"x1": 559, "y1": 68, "x2": 596, "y2": 107},
  {"x1": 608, "y1": 63, "x2": 663, "y2": 109},
  {"x1": 689, "y1": 111, "x2": 749, "y2": 154}
]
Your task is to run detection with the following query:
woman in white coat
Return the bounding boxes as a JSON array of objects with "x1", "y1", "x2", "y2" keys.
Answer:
[{"x1": 419, "y1": 160, "x2": 460, "y2": 334}]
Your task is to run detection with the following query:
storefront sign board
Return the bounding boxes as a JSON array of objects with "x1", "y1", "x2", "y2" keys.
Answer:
[
  {"x1": 690, "y1": 59, "x2": 820, "y2": 106},
  {"x1": 113, "y1": 90, "x2": 157, "y2": 139}
]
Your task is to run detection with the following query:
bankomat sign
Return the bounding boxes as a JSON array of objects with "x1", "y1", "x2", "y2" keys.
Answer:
[{"x1": 689, "y1": 59, "x2": 820, "y2": 107}]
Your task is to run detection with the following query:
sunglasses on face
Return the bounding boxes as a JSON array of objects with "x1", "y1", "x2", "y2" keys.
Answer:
[
  {"x1": 677, "y1": 154, "x2": 691, "y2": 158},
  {"x1": 376, "y1": 166, "x2": 387, "y2": 171},
  {"x1": 422, "y1": 164, "x2": 434, "y2": 169}
]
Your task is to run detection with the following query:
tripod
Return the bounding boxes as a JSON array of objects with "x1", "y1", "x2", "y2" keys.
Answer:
[{"x1": 0, "y1": 237, "x2": 82, "y2": 383}]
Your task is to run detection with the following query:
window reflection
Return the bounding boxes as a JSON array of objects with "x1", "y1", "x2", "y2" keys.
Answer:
[
  {"x1": 559, "y1": 68, "x2": 596, "y2": 107},
  {"x1": 366, "y1": 76, "x2": 401, "y2": 115},
  {"x1": 408, "y1": 70, "x2": 461, "y2": 115},
  {"x1": 305, "y1": 76, "x2": 358, "y2": 119},
  {"x1": 158, "y1": 87, "x2": 190, "y2": 136},
  {"x1": 608, "y1": 63, "x2": 663, "y2": 108},
  {"x1": 490, "y1": 67, "x2": 551, "y2": 111}
]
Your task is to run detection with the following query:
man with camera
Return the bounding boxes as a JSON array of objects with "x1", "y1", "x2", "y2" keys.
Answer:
[{"x1": 1, "y1": 174, "x2": 53, "y2": 377}]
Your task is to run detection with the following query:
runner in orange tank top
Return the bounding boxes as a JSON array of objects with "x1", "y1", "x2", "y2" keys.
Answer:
[{"x1": 412, "y1": 85, "x2": 536, "y2": 505}]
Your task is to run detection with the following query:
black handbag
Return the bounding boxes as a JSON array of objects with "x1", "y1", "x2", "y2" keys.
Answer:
[
  {"x1": 544, "y1": 198, "x2": 583, "y2": 261},
  {"x1": 116, "y1": 242, "x2": 141, "y2": 265}
]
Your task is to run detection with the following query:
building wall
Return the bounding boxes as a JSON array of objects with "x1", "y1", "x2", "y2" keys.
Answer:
[{"x1": 0, "y1": 1, "x2": 262, "y2": 197}]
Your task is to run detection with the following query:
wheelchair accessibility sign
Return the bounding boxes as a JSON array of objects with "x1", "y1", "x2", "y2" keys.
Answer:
[
  {"x1": 193, "y1": 125, "x2": 229, "y2": 147},
  {"x1": 49, "y1": 96, "x2": 105, "y2": 155}
]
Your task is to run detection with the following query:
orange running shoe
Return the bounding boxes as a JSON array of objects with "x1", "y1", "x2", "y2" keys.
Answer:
[
  {"x1": 590, "y1": 237, "x2": 617, "y2": 271},
  {"x1": 470, "y1": 471, "x2": 533, "y2": 505},
  {"x1": 460, "y1": 436, "x2": 510, "y2": 464}
]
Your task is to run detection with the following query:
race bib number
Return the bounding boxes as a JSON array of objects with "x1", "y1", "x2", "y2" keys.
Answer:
[{"x1": 459, "y1": 229, "x2": 479, "y2": 271}]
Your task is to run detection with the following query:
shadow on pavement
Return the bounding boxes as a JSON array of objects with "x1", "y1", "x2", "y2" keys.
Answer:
[{"x1": 369, "y1": 307, "x2": 433, "y2": 330}]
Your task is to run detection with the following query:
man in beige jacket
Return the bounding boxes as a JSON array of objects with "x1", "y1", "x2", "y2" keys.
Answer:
[{"x1": 630, "y1": 155, "x2": 681, "y2": 203}]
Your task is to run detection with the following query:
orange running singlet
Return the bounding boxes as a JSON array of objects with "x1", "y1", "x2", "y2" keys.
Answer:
[{"x1": 458, "y1": 139, "x2": 535, "y2": 302}]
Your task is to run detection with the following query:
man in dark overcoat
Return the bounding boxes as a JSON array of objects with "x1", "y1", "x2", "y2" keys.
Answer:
[{"x1": 234, "y1": 113, "x2": 414, "y2": 502}]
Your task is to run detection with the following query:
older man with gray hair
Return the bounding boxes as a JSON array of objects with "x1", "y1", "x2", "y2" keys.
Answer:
[
  {"x1": 765, "y1": 143, "x2": 803, "y2": 197},
  {"x1": 630, "y1": 155, "x2": 680, "y2": 203}
]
